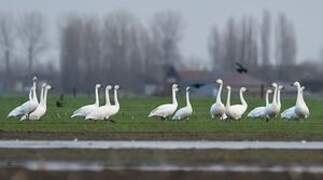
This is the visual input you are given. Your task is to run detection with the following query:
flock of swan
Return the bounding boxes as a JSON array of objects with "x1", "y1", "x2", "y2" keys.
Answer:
[{"x1": 7, "y1": 77, "x2": 310, "y2": 121}]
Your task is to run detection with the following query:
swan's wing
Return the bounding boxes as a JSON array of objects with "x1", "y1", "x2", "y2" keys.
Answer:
[
  {"x1": 71, "y1": 104, "x2": 96, "y2": 118},
  {"x1": 281, "y1": 106, "x2": 296, "y2": 119},
  {"x1": 149, "y1": 104, "x2": 174, "y2": 117},
  {"x1": 173, "y1": 107, "x2": 191, "y2": 120},
  {"x1": 8, "y1": 100, "x2": 37, "y2": 117},
  {"x1": 248, "y1": 107, "x2": 265, "y2": 117}
]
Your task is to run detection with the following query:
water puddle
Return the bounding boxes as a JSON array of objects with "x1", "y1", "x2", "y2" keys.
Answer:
[{"x1": 0, "y1": 140, "x2": 320, "y2": 150}]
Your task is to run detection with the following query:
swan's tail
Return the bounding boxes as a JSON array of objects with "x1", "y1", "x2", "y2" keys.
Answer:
[
  {"x1": 148, "y1": 112, "x2": 154, "y2": 118},
  {"x1": 7, "y1": 107, "x2": 22, "y2": 118},
  {"x1": 71, "y1": 113, "x2": 83, "y2": 118}
]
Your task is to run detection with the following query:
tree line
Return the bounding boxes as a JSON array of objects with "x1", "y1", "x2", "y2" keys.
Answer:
[{"x1": 0, "y1": 10, "x2": 322, "y2": 94}]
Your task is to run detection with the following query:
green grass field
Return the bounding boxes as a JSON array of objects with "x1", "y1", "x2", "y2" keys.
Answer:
[{"x1": 0, "y1": 95, "x2": 322, "y2": 140}]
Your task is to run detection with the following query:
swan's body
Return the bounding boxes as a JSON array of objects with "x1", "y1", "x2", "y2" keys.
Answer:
[
  {"x1": 265, "y1": 83, "x2": 280, "y2": 118},
  {"x1": 21, "y1": 84, "x2": 51, "y2": 121},
  {"x1": 281, "y1": 83, "x2": 309, "y2": 119},
  {"x1": 225, "y1": 86, "x2": 248, "y2": 120},
  {"x1": 148, "y1": 84, "x2": 178, "y2": 119},
  {"x1": 173, "y1": 87, "x2": 193, "y2": 120},
  {"x1": 210, "y1": 79, "x2": 227, "y2": 120},
  {"x1": 247, "y1": 89, "x2": 273, "y2": 118},
  {"x1": 8, "y1": 76, "x2": 39, "y2": 118},
  {"x1": 71, "y1": 84, "x2": 101, "y2": 118}
]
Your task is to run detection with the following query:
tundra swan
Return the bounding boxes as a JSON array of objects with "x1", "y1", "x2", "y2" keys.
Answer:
[
  {"x1": 265, "y1": 83, "x2": 280, "y2": 119},
  {"x1": 7, "y1": 76, "x2": 39, "y2": 118},
  {"x1": 225, "y1": 86, "x2": 248, "y2": 120},
  {"x1": 21, "y1": 84, "x2": 51, "y2": 121},
  {"x1": 148, "y1": 84, "x2": 178, "y2": 119},
  {"x1": 210, "y1": 79, "x2": 227, "y2": 120},
  {"x1": 172, "y1": 87, "x2": 193, "y2": 120},
  {"x1": 281, "y1": 82, "x2": 309, "y2": 119},
  {"x1": 71, "y1": 84, "x2": 101, "y2": 118},
  {"x1": 247, "y1": 89, "x2": 273, "y2": 118}
]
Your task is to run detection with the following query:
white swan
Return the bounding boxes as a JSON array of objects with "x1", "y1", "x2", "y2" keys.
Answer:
[
  {"x1": 71, "y1": 84, "x2": 101, "y2": 118},
  {"x1": 21, "y1": 84, "x2": 51, "y2": 121},
  {"x1": 172, "y1": 87, "x2": 193, "y2": 120},
  {"x1": 225, "y1": 86, "x2": 248, "y2": 120},
  {"x1": 210, "y1": 79, "x2": 227, "y2": 120},
  {"x1": 148, "y1": 84, "x2": 178, "y2": 119},
  {"x1": 281, "y1": 82, "x2": 309, "y2": 119},
  {"x1": 247, "y1": 89, "x2": 273, "y2": 118},
  {"x1": 85, "y1": 85, "x2": 113, "y2": 120},
  {"x1": 265, "y1": 83, "x2": 280, "y2": 119},
  {"x1": 104, "y1": 85, "x2": 120, "y2": 120},
  {"x1": 8, "y1": 76, "x2": 39, "y2": 118}
]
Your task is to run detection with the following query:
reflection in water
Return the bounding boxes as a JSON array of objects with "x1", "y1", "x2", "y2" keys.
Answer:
[{"x1": 2, "y1": 160, "x2": 323, "y2": 173}]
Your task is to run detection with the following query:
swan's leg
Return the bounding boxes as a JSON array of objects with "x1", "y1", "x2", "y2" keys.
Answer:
[{"x1": 110, "y1": 119, "x2": 116, "y2": 123}]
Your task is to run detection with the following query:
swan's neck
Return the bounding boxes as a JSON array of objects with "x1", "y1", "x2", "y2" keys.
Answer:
[
  {"x1": 277, "y1": 89, "x2": 281, "y2": 107},
  {"x1": 94, "y1": 87, "x2": 99, "y2": 106},
  {"x1": 105, "y1": 89, "x2": 111, "y2": 106},
  {"x1": 186, "y1": 90, "x2": 192, "y2": 108},
  {"x1": 33, "y1": 81, "x2": 38, "y2": 102},
  {"x1": 42, "y1": 88, "x2": 49, "y2": 107},
  {"x1": 265, "y1": 91, "x2": 270, "y2": 106},
  {"x1": 296, "y1": 86, "x2": 305, "y2": 106},
  {"x1": 172, "y1": 89, "x2": 178, "y2": 106},
  {"x1": 272, "y1": 86, "x2": 278, "y2": 105},
  {"x1": 114, "y1": 89, "x2": 119, "y2": 108},
  {"x1": 40, "y1": 87, "x2": 45, "y2": 105},
  {"x1": 29, "y1": 88, "x2": 33, "y2": 100},
  {"x1": 216, "y1": 83, "x2": 223, "y2": 104},
  {"x1": 226, "y1": 88, "x2": 231, "y2": 108},
  {"x1": 240, "y1": 90, "x2": 247, "y2": 107}
]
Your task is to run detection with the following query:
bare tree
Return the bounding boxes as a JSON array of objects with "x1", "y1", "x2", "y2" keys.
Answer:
[
  {"x1": 60, "y1": 15, "x2": 83, "y2": 93},
  {"x1": 223, "y1": 17, "x2": 239, "y2": 71},
  {"x1": 17, "y1": 12, "x2": 47, "y2": 77},
  {"x1": 79, "y1": 17, "x2": 101, "y2": 92},
  {"x1": 275, "y1": 13, "x2": 297, "y2": 66},
  {"x1": 261, "y1": 10, "x2": 271, "y2": 66},
  {"x1": 0, "y1": 12, "x2": 15, "y2": 90},
  {"x1": 208, "y1": 25, "x2": 224, "y2": 70},
  {"x1": 102, "y1": 10, "x2": 146, "y2": 90},
  {"x1": 150, "y1": 10, "x2": 184, "y2": 67}
]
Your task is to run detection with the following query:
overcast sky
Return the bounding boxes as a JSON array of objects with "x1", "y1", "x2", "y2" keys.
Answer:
[{"x1": 1, "y1": 0, "x2": 323, "y2": 63}]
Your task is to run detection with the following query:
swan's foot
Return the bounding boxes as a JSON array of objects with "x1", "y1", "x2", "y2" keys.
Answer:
[{"x1": 110, "y1": 119, "x2": 116, "y2": 123}]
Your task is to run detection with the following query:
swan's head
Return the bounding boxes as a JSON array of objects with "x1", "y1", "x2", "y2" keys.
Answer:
[
  {"x1": 279, "y1": 85, "x2": 284, "y2": 90},
  {"x1": 226, "y1": 86, "x2": 231, "y2": 90},
  {"x1": 267, "y1": 89, "x2": 273, "y2": 94},
  {"x1": 41, "y1": 83, "x2": 47, "y2": 88},
  {"x1": 216, "y1": 79, "x2": 223, "y2": 84},
  {"x1": 293, "y1": 81, "x2": 301, "y2": 87},
  {"x1": 240, "y1": 87, "x2": 247, "y2": 92},
  {"x1": 186, "y1": 87, "x2": 191, "y2": 92},
  {"x1": 106, "y1": 85, "x2": 112, "y2": 90},
  {"x1": 114, "y1": 85, "x2": 120, "y2": 90},
  {"x1": 96, "y1": 84, "x2": 101, "y2": 88},
  {"x1": 46, "y1": 85, "x2": 52, "y2": 90},
  {"x1": 301, "y1": 86, "x2": 305, "y2": 91},
  {"x1": 272, "y1": 83, "x2": 277, "y2": 87},
  {"x1": 32, "y1": 76, "x2": 38, "y2": 82},
  {"x1": 172, "y1": 84, "x2": 178, "y2": 89}
]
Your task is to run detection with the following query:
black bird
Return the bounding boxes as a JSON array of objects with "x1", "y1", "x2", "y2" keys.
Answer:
[
  {"x1": 235, "y1": 62, "x2": 248, "y2": 74},
  {"x1": 190, "y1": 83, "x2": 207, "y2": 89},
  {"x1": 56, "y1": 94, "x2": 64, "y2": 108}
]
